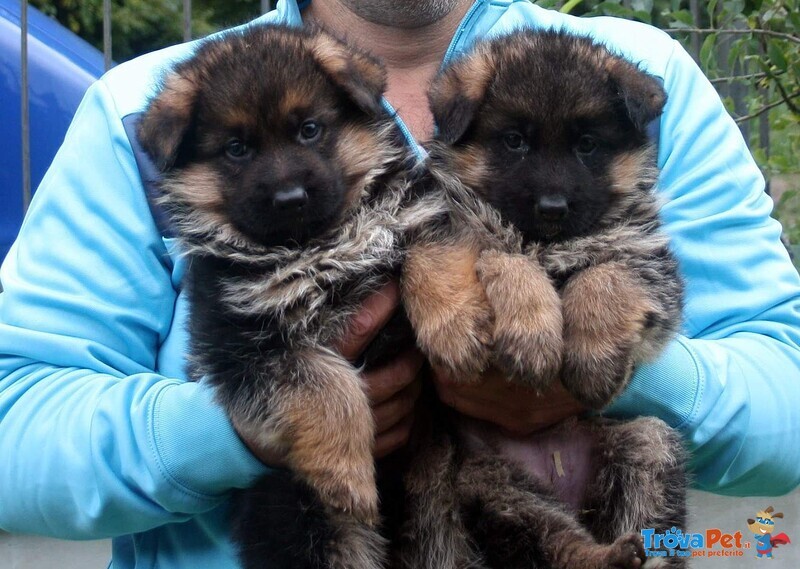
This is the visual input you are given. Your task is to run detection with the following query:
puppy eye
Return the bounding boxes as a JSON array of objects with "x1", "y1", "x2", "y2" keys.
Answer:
[
  {"x1": 576, "y1": 135, "x2": 598, "y2": 155},
  {"x1": 226, "y1": 139, "x2": 251, "y2": 159},
  {"x1": 503, "y1": 132, "x2": 527, "y2": 152},
  {"x1": 299, "y1": 120, "x2": 323, "y2": 142}
]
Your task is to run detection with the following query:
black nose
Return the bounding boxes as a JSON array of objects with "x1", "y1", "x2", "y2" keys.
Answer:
[
  {"x1": 273, "y1": 186, "x2": 308, "y2": 210},
  {"x1": 536, "y1": 195, "x2": 568, "y2": 221}
]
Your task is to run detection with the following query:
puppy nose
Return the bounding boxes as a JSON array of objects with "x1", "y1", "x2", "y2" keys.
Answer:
[
  {"x1": 273, "y1": 186, "x2": 308, "y2": 210},
  {"x1": 536, "y1": 195, "x2": 568, "y2": 221}
]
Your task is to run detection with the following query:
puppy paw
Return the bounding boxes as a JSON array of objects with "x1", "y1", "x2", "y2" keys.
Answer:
[
  {"x1": 403, "y1": 243, "x2": 494, "y2": 381},
  {"x1": 561, "y1": 349, "x2": 635, "y2": 409},
  {"x1": 311, "y1": 466, "x2": 380, "y2": 526},
  {"x1": 327, "y1": 512, "x2": 388, "y2": 569},
  {"x1": 476, "y1": 250, "x2": 563, "y2": 390},
  {"x1": 604, "y1": 533, "x2": 646, "y2": 569},
  {"x1": 276, "y1": 351, "x2": 380, "y2": 525},
  {"x1": 414, "y1": 296, "x2": 494, "y2": 381},
  {"x1": 560, "y1": 263, "x2": 655, "y2": 408}
]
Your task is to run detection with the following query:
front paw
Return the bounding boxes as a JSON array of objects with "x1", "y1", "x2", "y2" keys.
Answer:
[
  {"x1": 414, "y1": 296, "x2": 494, "y2": 381},
  {"x1": 604, "y1": 533, "x2": 646, "y2": 569},
  {"x1": 561, "y1": 349, "x2": 634, "y2": 409},
  {"x1": 560, "y1": 263, "x2": 655, "y2": 408},
  {"x1": 476, "y1": 250, "x2": 563, "y2": 390},
  {"x1": 310, "y1": 464, "x2": 380, "y2": 526},
  {"x1": 403, "y1": 244, "x2": 494, "y2": 381}
]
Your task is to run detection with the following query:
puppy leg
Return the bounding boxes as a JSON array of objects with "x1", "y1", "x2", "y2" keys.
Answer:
[
  {"x1": 232, "y1": 348, "x2": 383, "y2": 569},
  {"x1": 456, "y1": 455, "x2": 646, "y2": 569},
  {"x1": 560, "y1": 262, "x2": 657, "y2": 408},
  {"x1": 581, "y1": 418, "x2": 688, "y2": 568},
  {"x1": 475, "y1": 250, "x2": 563, "y2": 390},
  {"x1": 233, "y1": 472, "x2": 333, "y2": 569},
  {"x1": 402, "y1": 242, "x2": 493, "y2": 381},
  {"x1": 395, "y1": 433, "x2": 485, "y2": 569},
  {"x1": 234, "y1": 475, "x2": 389, "y2": 569}
]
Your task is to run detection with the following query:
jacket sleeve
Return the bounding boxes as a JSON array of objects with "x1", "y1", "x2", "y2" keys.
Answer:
[
  {"x1": 605, "y1": 40, "x2": 800, "y2": 496},
  {"x1": 0, "y1": 79, "x2": 266, "y2": 538}
]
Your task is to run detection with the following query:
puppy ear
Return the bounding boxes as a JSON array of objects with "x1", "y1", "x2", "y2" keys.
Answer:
[
  {"x1": 137, "y1": 68, "x2": 200, "y2": 171},
  {"x1": 773, "y1": 512, "x2": 784, "y2": 519},
  {"x1": 308, "y1": 32, "x2": 387, "y2": 117},
  {"x1": 607, "y1": 58, "x2": 667, "y2": 131},
  {"x1": 429, "y1": 45, "x2": 495, "y2": 145}
]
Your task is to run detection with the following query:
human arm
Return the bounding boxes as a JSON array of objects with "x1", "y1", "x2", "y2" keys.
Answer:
[
  {"x1": 0, "y1": 78, "x2": 279, "y2": 538},
  {"x1": 602, "y1": 39, "x2": 800, "y2": 496}
]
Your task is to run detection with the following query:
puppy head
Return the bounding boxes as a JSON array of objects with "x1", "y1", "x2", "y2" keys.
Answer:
[
  {"x1": 429, "y1": 30, "x2": 666, "y2": 243},
  {"x1": 137, "y1": 25, "x2": 393, "y2": 249}
]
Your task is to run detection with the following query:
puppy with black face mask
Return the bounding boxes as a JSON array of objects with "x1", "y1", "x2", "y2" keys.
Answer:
[
  {"x1": 414, "y1": 30, "x2": 683, "y2": 408},
  {"x1": 137, "y1": 25, "x2": 438, "y2": 569},
  {"x1": 396, "y1": 30, "x2": 687, "y2": 568}
]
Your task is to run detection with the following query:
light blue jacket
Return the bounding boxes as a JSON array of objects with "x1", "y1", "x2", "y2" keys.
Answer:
[{"x1": 1, "y1": 0, "x2": 799, "y2": 567}]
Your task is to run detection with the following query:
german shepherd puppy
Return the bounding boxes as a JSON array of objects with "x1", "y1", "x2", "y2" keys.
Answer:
[
  {"x1": 137, "y1": 25, "x2": 438, "y2": 569},
  {"x1": 397, "y1": 30, "x2": 687, "y2": 568}
]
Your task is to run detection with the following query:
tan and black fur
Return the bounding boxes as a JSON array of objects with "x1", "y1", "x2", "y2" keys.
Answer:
[
  {"x1": 396, "y1": 30, "x2": 688, "y2": 568},
  {"x1": 136, "y1": 25, "x2": 441, "y2": 569}
]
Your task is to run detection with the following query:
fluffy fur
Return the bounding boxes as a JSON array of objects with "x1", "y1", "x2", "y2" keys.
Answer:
[
  {"x1": 137, "y1": 25, "x2": 443, "y2": 569},
  {"x1": 397, "y1": 29, "x2": 688, "y2": 568}
]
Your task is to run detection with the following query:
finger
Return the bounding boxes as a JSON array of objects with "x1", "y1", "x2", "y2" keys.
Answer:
[
  {"x1": 435, "y1": 382, "x2": 521, "y2": 430},
  {"x1": 372, "y1": 379, "x2": 423, "y2": 435},
  {"x1": 363, "y1": 349, "x2": 424, "y2": 405},
  {"x1": 374, "y1": 413, "x2": 414, "y2": 459},
  {"x1": 336, "y1": 281, "x2": 400, "y2": 361},
  {"x1": 434, "y1": 371, "x2": 584, "y2": 435}
]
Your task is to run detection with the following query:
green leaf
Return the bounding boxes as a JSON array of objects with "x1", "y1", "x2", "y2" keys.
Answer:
[
  {"x1": 752, "y1": 147, "x2": 769, "y2": 165},
  {"x1": 700, "y1": 34, "x2": 717, "y2": 69},
  {"x1": 722, "y1": 0, "x2": 745, "y2": 15},
  {"x1": 706, "y1": 0, "x2": 719, "y2": 19},
  {"x1": 670, "y1": 9, "x2": 695, "y2": 26},
  {"x1": 721, "y1": 95, "x2": 736, "y2": 115},
  {"x1": 560, "y1": 0, "x2": 584, "y2": 13},
  {"x1": 726, "y1": 40, "x2": 742, "y2": 69},
  {"x1": 753, "y1": 56, "x2": 773, "y2": 74},
  {"x1": 772, "y1": 154, "x2": 791, "y2": 170},
  {"x1": 790, "y1": 11, "x2": 800, "y2": 31},
  {"x1": 768, "y1": 40, "x2": 789, "y2": 72},
  {"x1": 594, "y1": 1, "x2": 635, "y2": 17}
]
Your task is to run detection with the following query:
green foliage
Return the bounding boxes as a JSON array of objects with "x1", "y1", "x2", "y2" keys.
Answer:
[
  {"x1": 30, "y1": 0, "x2": 269, "y2": 62},
  {"x1": 774, "y1": 183, "x2": 800, "y2": 269},
  {"x1": 533, "y1": 0, "x2": 799, "y2": 171},
  {"x1": 535, "y1": 0, "x2": 799, "y2": 257}
]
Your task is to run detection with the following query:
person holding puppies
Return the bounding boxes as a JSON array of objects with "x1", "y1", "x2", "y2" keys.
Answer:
[{"x1": 0, "y1": 1, "x2": 799, "y2": 568}]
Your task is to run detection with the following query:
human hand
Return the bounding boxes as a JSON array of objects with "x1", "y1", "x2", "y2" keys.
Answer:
[
  {"x1": 432, "y1": 365, "x2": 585, "y2": 436},
  {"x1": 335, "y1": 281, "x2": 424, "y2": 458}
]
